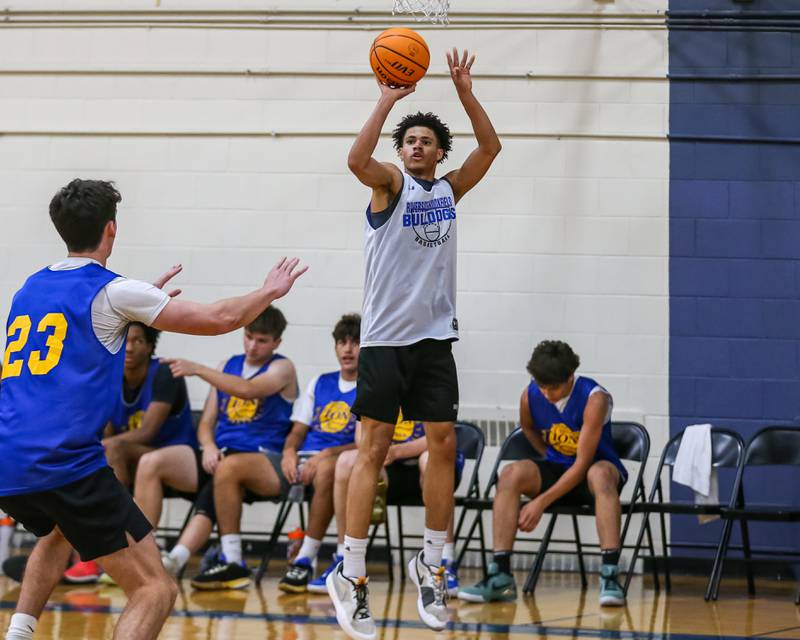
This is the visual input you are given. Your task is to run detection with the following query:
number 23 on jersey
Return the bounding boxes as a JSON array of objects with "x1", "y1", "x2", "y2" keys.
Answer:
[{"x1": 1, "y1": 313, "x2": 68, "y2": 379}]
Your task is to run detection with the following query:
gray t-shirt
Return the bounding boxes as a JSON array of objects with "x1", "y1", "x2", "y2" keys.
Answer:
[{"x1": 361, "y1": 173, "x2": 459, "y2": 347}]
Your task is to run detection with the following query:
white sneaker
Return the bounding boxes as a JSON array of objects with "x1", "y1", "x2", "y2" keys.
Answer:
[
  {"x1": 325, "y1": 562, "x2": 376, "y2": 640},
  {"x1": 161, "y1": 552, "x2": 180, "y2": 577},
  {"x1": 407, "y1": 551, "x2": 448, "y2": 631}
]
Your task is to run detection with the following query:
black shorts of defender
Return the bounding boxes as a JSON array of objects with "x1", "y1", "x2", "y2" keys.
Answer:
[
  {"x1": 533, "y1": 459, "x2": 625, "y2": 506},
  {"x1": 352, "y1": 339, "x2": 459, "y2": 425},
  {"x1": 0, "y1": 466, "x2": 152, "y2": 562}
]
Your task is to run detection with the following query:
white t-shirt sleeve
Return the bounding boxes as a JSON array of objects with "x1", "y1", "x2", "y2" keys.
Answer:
[
  {"x1": 91, "y1": 277, "x2": 170, "y2": 353},
  {"x1": 589, "y1": 386, "x2": 613, "y2": 424},
  {"x1": 290, "y1": 376, "x2": 319, "y2": 426}
]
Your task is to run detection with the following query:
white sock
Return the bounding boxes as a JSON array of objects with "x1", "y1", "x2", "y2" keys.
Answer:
[
  {"x1": 220, "y1": 534, "x2": 242, "y2": 565},
  {"x1": 295, "y1": 536, "x2": 321, "y2": 563},
  {"x1": 423, "y1": 528, "x2": 447, "y2": 567},
  {"x1": 342, "y1": 535, "x2": 368, "y2": 578},
  {"x1": 6, "y1": 613, "x2": 36, "y2": 640},
  {"x1": 168, "y1": 544, "x2": 191, "y2": 570},
  {"x1": 442, "y1": 542, "x2": 455, "y2": 565},
  {"x1": 336, "y1": 542, "x2": 346, "y2": 557}
]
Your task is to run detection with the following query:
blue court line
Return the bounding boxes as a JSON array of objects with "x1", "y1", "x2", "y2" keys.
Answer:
[{"x1": 0, "y1": 600, "x2": 796, "y2": 640}]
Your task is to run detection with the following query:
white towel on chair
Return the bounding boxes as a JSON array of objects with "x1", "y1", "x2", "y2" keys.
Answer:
[{"x1": 673, "y1": 423, "x2": 719, "y2": 523}]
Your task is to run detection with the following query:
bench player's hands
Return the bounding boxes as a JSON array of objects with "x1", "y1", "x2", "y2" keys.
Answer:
[
  {"x1": 282, "y1": 450, "x2": 299, "y2": 484},
  {"x1": 518, "y1": 497, "x2": 545, "y2": 532},
  {"x1": 153, "y1": 263, "x2": 183, "y2": 298},
  {"x1": 300, "y1": 454, "x2": 322, "y2": 485},
  {"x1": 447, "y1": 47, "x2": 475, "y2": 95},
  {"x1": 162, "y1": 358, "x2": 201, "y2": 378},
  {"x1": 202, "y1": 444, "x2": 223, "y2": 474}
]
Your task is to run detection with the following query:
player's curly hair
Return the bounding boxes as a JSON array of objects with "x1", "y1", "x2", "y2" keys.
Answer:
[
  {"x1": 128, "y1": 321, "x2": 160, "y2": 353},
  {"x1": 526, "y1": 340, "x2": 580, "y2": 386},
  {"x1": 332, "y1": 313, "x2": 361, "y2": 344},
  {"x1": 392, "y1": 112, "x2": 452, "y2": 163}
]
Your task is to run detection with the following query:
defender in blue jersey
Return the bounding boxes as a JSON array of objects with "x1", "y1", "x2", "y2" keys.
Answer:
[
  {"x1": 277, "y1": 314, "x2": 361, "y2": 593},
  {"x1": 460, "y1": 341, "x2": 628, "y2": 607},
  {"x1": 150, "y1": 306, "x2": 298, "y2": 590},
  {"x1": 63, "y1": 321, "x2": 196, "y2": 584},
  {"x1": 0, "y1": 179, "x2": 305, "y2": 640}
]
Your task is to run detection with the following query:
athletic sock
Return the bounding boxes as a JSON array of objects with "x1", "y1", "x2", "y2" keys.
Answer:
[
  {"x1": 442, "y1": 542, "x2": 455, "y2": 565},
  {"x1": 336, "y1": 542, "x2": 346, "y2": 558},
  {"x1": 295, "y1": 536, "x2": 322, "y2": 564},
  {"x1": 422, "y1": 528, "x2": 447, "y2": 567},
  {"x1": 342, "y1": 535, "x2": 368, "y2": 578},
  {"x1": 493, "y1": 551, "x2": 512, "y2": 576},
  {"x1": 601, "y1": 548, "x2": 621, "y2": 567},
  {"x1": 169, "y1": 544, "x2": 191, "y2": 570},
  {"x1": 220, "y1": 534, "x2": 242, "y2": 565},
  {"x1": 6, "y1": 613, "x2": 37, "y2": 640}
]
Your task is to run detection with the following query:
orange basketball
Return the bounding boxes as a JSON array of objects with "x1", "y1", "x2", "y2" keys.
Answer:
[{"x1": 370, "y1": 28, "x2": 430, "y2": 87}]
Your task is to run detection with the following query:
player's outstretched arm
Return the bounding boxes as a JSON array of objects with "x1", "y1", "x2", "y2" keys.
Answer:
[
  {"x1": 443, "y1": 48, "x2": 502, "y2": 203},
  {"x1": 347, "y1": 81, "x2": 413, "y2": 192},
  {"x1": 152, "y1": 257, "x2": 307, "y2": 336}
]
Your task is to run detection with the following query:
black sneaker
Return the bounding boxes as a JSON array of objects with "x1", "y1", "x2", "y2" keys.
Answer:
[
  {"x1": 279, "y1": 557, "x2": 313, "y2": 593},
  {"x1": 191, "y1": 559, "x2": 251, "y2": 591}
]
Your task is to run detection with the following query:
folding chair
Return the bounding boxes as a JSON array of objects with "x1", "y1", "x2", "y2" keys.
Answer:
[
  {"x1": 367, "y1": 421, "x2": 486, "y2": 580},
  {"x1": 708, "y1": 426, "x2": 800, "y2": 601},
  {"x1": 623, "y1": 427, "x2": 745, "y2": 598}
]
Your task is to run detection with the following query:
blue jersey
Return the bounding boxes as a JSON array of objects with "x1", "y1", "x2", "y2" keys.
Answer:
[
  {"x1": 528, "y1": 376, "x2": 627, "y2": 483},
  {"x1": 392, "y1": 412, "x2": 425, "y2": 444},
  {"x1": 109, "y1": 359, "x2": 197, "y2": 449},
  {"x1": 215, "y1": 354, "x2": 293, "y2": 454},
  {"x1": 0, "y1": 263, "x2": 124, "y2": 495},
  {"x1": 300, "y1": 372, "x2": 357, "y2": 452}
]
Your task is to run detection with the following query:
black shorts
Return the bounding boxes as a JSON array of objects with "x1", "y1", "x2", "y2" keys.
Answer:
[
  {"x1": 533, "y1": 460, "x2": 624, "y2": 506},
  {"x1": 193, "y1": 450, "x2": 289, "y2": 523},
  {"x1": 352, "y1": 339, "x2": 459, "y2": 425},
  {"x1": 0, "y1": 466, "x2": 152, "y2": 562}
]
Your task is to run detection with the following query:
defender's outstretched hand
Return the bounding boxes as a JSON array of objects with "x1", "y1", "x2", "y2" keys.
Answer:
[
  {"x1": 153, "y1": 263, "x2": 183, "y2": 298},
  {"x1": 264, "y1": 257, "x2": 308, "y2": 299},
  {"x1": 447, "y1": 47, "x2": 475, "y2": 94}
]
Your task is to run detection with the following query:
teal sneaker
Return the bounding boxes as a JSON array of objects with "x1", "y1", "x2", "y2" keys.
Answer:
[
  {"x1": 457, "y1": 562, "x2": 516, "y2": 603},
  {"x1": 599, "y1": 564, "x2": 625, "y2": 606}
]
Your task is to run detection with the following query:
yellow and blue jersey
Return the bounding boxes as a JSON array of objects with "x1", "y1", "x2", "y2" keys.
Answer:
[
  {"x1": 392, "y1": 412, "x2": 426, "y2": 444},
  {"x1": 109, "y1": 359, "x2": 197, "y2": 449},
  {"x1": 527, "y1": 376, "x2": 627, "y2": 483},
  {"x1": 0, "y1": 263, "x2": 125, "y2": 495},
  {"x1": 215, "y1": 354, "x2": 293, "y2": 454},
  {"x1": 300, "y1": 371, "x2": 357, "y2": 452}
]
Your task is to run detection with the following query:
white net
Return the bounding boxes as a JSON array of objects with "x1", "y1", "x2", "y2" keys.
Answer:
[{"x1": 392, "y1": 0, "x2": 450, "y2": 24}]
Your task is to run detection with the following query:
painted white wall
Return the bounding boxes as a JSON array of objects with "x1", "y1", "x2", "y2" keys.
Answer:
[{"x1": 0, "y1": 0, "x2": 669, "y2": 553}]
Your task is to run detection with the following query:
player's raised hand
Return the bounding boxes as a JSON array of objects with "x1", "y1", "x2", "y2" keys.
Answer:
[
  {"x1": 153, "y1": 263, "x2": 183, "y2": 298},
  {"x1": 447, "y1": 47, "x2": 475, "y2": 94},
  {"x1": 264, "y1": 257, "x2": 308, "y2": 299},
  {"x1": 377, "y1": 77, "x2": 416, "y2": 101}
]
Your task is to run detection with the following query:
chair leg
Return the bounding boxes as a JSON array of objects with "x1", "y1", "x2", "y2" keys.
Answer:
[
  {"x1": 453, "y1": 503, "x2": 467, "y2": 545},
  {"x1": 643, "y1": 516, "x2": 660, "y2": 592},
  {"x1": 705, "y1": 517, "x2": 734, "y2": 601},
  {"x1": 477, "y1": 511, "x2": 488, "y2": 576},
  {"x1": 384, "y1": 509, "x2": 394, "y2": 582},
  {"x1": 658, "y1": 510, "x2": 671, "y2": 592},
  {"x1": 455, "y1": 511, "x2": 481, "y2": 569},
  {"x1": 397, "y1": 506, "x2": 407, "y2": 580},
  {"x1": 523, "y1": 514, "x2": 557, "y2": 594},
  {"x1": 298, "y1": 501, "x2": 306, "y2": 531},
  {"x1": 623, "y1": 511, "x2": 649, "y2": 595},
  {"x1": 255, "y1": 499, "x2": 291, "y2": 583},
  {"x1": 740, "y1": 519, "x2": 755, "y2": 596},
  {"x1": 572, "y1": 515, "x2": 587, "y2": 590}
]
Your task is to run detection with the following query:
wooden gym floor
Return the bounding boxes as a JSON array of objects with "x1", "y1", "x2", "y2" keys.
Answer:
[{"x1": 1, "y1": 567, "x2": 798, "y2": 639}]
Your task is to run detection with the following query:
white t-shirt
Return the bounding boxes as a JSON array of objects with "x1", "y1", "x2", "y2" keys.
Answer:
[
  {"x1": 49, "y1": 257, "x2": 170, "y2": 354},
  {"x1": 555, "y1": 378, "x2": 613, "y2": 424},
  {"x1": 290, "y1": 373, "x2": 357, "y2": 426}
]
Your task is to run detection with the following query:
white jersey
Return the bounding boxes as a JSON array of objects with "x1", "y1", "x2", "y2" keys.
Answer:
[{"x1": 361, "y1": 172, "x2": 458, "y2": 347}]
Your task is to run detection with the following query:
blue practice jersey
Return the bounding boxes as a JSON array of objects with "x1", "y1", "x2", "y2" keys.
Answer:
[
  {"x1": 300, "y1": 372, "x2": 357, "y2": 452},
  {"x1": 0, "y1": 263, "x2": 124, "y2": 495},
  {"x1": 527, "y1": 376, "x2": 627, "y2": 483},
  {"x1": 215, "y1": 354, "x2": 293, "y2": 454},
  {"x1": 392, "y1": 411, "x2": 425, "y2": 444},
  {"x1": 109, "y1": 359, "x2": 197, "y2": 449}
]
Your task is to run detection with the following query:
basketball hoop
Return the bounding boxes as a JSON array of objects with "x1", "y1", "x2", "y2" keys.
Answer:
[{"x1": 392, "y1": 0, "x2": 449, "y2": 25}]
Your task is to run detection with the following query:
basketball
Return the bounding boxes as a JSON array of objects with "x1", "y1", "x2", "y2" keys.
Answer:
[{"x1": 370, "y1": 27, "x2": 430, "y2": 87}]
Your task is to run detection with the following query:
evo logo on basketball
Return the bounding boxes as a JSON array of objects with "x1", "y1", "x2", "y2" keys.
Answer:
[{"x1": 402, "y1": 196, "x2": 456, "y2": 248}]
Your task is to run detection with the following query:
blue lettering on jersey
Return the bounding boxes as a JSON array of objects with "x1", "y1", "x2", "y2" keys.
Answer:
[
  {"x1": 299, "y1": 372, "x2": 357, "y2": 452},
  {"x1": 527, "y1": 376, "x2": 628, "y2": 483},
  {"x1": 109, "y1": 359, "x2": 197, "y2": 449},
  {"x1": 0, "y1": 264, "x2": 124, "y2": 495},
  {"x1": 215, "y1": 354, "x2": 293, "y2": 453},
  {"x1": 401, "y1": 194, "x2": 456, "y2": 248}
]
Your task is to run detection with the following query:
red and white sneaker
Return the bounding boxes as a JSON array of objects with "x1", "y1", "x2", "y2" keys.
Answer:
[{"x1": 63, "y1": 560, "x2": 101, "y2": 584}]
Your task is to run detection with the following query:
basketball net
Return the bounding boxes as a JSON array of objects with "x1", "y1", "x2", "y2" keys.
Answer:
[{"x1": 392, "y1": 0, "x2": 449, "y2": 24}]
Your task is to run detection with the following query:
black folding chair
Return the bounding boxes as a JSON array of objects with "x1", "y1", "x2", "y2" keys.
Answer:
[
  {"x1": 623, "y1": 427, "x2": 745, "y2": 598},
  {"x1": 457, "y1": 422, "x2": 654, "y2": 594},
  {"x1": 367, "y1": 421, "x2": 485, "y2": 580},
  {"x1": 254, "y1": 494, "x2": 307, "y2": 583},
  {"x1": 708, "y1": 426, "x2": 800, "y2": 602}
]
